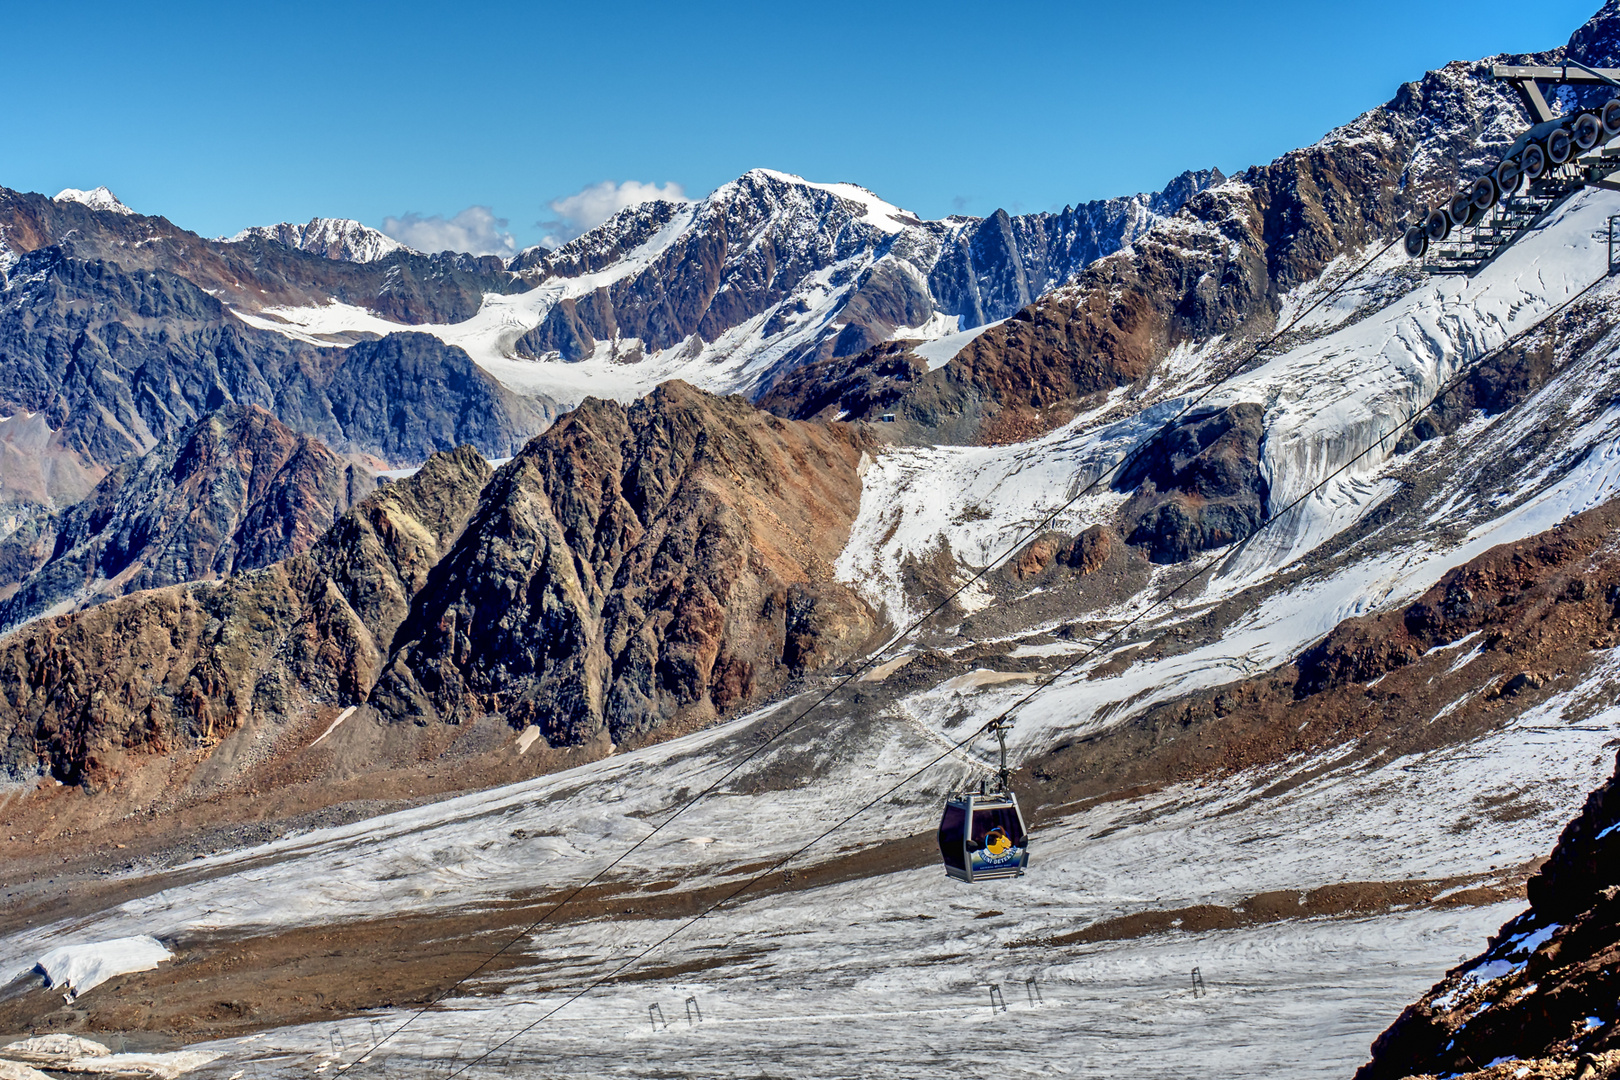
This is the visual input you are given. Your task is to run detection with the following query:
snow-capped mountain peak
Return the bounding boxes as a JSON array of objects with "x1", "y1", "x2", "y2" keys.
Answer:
[
  {"x1": 238, "y1": 164, "x2": 1221, "y2": 408},
  {"x1": 229, "y1": 217, "x2": 411, "y2": 263},
  {"x1": 52, "y1": 186, "x2": 134, "y2": 215},
  {"x1": 747, "y1": 168, "x2": 922, "y2": 233}
]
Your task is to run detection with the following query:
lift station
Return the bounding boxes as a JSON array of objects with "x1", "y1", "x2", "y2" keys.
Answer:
[{"x1": 1409, "y1": 62, "x2": 1620, "y2": 275}]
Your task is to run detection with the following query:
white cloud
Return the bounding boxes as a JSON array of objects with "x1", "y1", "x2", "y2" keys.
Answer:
[
  {"x1": 380, "y1": 206, "x2": 517, "y2": 257},
  {"x1": 538, "y1": 180, "x2": 688, "y2": 249}
]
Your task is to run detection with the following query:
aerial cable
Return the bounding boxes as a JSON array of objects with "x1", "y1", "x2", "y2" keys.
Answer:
[
  {"x1": 968, "y1": 268, "x2": 1612, "y2": 744},
  {"x1": 343, "y1": 231, "x2": 1401, "y2": 1070},
  {"x1": 424, "y1": 265, "x2": 1612, "y2": 1077}
]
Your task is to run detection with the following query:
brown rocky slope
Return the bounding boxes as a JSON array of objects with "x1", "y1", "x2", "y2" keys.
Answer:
[
  {"x1": 0, "y1": 382, "x2": 876, "y2": 800},
  {"x1": 1356, "y1": 750, "x2": 1620, "y2": 1080}
]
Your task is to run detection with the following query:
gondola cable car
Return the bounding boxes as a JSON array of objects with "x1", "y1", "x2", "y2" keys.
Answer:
[{"x1": 937, "y1": 720, "x2": 1029, "y2": 882}]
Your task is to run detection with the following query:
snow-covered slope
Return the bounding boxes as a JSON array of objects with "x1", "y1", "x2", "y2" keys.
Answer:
[{"x1": 228, "y1": 217, "x2": 410, "y2": 262}]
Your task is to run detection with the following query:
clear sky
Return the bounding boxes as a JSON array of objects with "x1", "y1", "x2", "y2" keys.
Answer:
[{"x1": 2, "y1": 0, "x2": 1604, "y2": 252}]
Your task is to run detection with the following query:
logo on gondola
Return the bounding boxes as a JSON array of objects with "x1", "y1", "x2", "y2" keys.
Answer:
[{"x1": 978, "y1": 827, "x2": 1018, "y2": 866}]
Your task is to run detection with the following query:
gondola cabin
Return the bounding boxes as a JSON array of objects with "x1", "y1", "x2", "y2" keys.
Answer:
[{"x1": 938, "y1": 790, "x2": 1028, "y2": 882}]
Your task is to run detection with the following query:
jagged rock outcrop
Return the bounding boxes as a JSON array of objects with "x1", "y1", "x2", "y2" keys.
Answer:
[
  {"x1": 1356, "y1": 752, "x2": 1620, "y2": 1080},
  {"x1": 372, "y1": 381, "x2": 878, "y2": 744},
  {"x1": 0, "y1": 384, "x2": 877, "y2": 789},
  {"x1": 0, "y1": 405, "x2": 374, "y2": 629},
  {"x1": 1113, "y1": 403, "x2": 1269, "y2": 564}
]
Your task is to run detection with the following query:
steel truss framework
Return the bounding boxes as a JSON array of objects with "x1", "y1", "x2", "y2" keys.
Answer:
[{"x1": 1425, "y1": 64, "x2": 1620, "y2": 276}]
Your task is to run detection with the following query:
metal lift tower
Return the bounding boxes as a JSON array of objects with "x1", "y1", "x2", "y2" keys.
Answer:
[{"x1": 1413, "y1": 63, "x2": 1620, "y2": 276}]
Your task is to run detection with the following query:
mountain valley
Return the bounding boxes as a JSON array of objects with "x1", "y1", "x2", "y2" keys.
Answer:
[{"x1": 6, "y1": 6, "x2": 1620, "y2": 1079}]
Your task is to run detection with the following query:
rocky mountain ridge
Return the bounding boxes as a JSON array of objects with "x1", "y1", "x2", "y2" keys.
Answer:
[
  {"x1": 504, "y1": 166, "x2": 1223, "y2": 374},
  {"x1": 760, "y1": 24, "x2": 1582, "y2": 445},
  {"x1": 0, "y1": 405, "x2": 375, "y2": 631},
  {"x1": 228, "y1": 218, "x2": 409, "y2": 263},
  {"x1": 0, "y1": 383, "x2": 875, "y2": 797}
]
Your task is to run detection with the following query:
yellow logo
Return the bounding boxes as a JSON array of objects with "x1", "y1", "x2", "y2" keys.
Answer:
[{"x1": 984, "y1": 828, "x2": 1012, "y2": 857}]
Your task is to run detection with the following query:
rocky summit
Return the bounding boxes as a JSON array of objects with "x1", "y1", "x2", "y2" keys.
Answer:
[{"x1": 11, "y1": 4, "x2": 1620, "y2": 1079}]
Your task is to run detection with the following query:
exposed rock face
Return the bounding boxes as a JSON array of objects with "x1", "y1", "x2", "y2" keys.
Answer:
[
  {"x1": 0, "y1": 384, "x2": 876, "y2": 789},
  {"x1": 1356, "y1": 752, "x2": 1620, "y2": 1080},
  {"x1": 372, "y1": 381, "x2": 878, "y2": 744},
  {"x1": 1114, "y1": 403, "x2": 1269, "y2": 564},
  {"x1": 927, "y1": 168, "x2": 1223, "y2": 332},
  {"x1": 0, "y1": 405, "x2": 374, "y2": 629},
  {"x1": 0, "y1": 447, "x2": 493, "y2": 790},
  {"x1": 0, "y1": 247, "x2": 551, "y2": 486},
  {"x1": 756, "y1": 342, "x2": 928, "y2": 424}
]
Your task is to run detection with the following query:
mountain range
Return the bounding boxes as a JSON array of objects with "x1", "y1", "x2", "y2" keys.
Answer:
[{"x1": 5, "y1": 4, "x2": 1620, "y2": 1078}]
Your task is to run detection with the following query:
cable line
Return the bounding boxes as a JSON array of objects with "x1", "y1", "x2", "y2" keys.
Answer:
[
  {"x1": 431, "y1": 264, "x2": 1611, "y2": 1076},
  {"x1": 345, "y1": 232, "x2": 1401, "y2": 1070}
]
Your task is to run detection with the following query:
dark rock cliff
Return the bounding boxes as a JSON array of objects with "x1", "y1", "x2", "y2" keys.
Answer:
[{"x1": 1114, "y1": 402, "x2": 1270, "y2": 564}]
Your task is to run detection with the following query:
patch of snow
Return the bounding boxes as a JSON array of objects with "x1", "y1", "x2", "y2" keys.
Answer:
[
  {"x1": 515, "y1": 726, "x2": 542, "y2": 755},
  {"x1": 1, "y1": 1035, "x2": 110, "y2": 1062},
  {"x1": 308, "y1": 706, "x2": 358, "y2": 748},
  {"x1": 910, "y1": 318, "x2": 1007, "y2": 371},
  {"x1": 34, "y1": 936, "x2": 171, "y2": 997},
  {"x1": 48, "y1": 1052, "x2": 220, "y2": 1079}
]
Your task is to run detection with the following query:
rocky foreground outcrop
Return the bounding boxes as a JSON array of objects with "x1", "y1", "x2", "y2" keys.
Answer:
[
  {"x1": 0, "y1": 405, "x2": 375, "y2": 630},
  {"x1": 1356, "y1": 752, "x2": 1620, "y2": 1080},
  {"x1": 0, "y1": 383, "x2": 875, "y2": 791}
]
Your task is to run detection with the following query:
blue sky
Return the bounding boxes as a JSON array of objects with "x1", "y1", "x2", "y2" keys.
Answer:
[{"x1": 2, "y1": 0, "x2": 1604, "y2": 252}]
